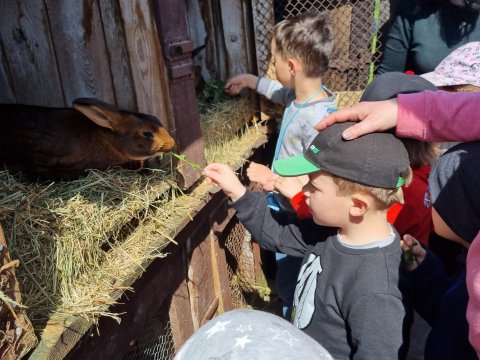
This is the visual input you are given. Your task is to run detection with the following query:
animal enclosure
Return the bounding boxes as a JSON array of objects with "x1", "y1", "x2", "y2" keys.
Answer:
[{"x1": 0, "y1": 0, "x2": 395, "y2": 359}]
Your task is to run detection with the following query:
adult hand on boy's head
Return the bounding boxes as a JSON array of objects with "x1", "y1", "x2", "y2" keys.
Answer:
[
  {"x1": 203, "y1": 163, "x2": 246, "y2": 201},
  {"x1": 400, "y1": 234, "x2": 426, "y2": 271},
  {"x1": 315, "y1": 99, "x2": 399, "y2": 140}
]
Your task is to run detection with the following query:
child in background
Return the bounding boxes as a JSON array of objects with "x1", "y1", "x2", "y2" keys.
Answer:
[
  {"x1": 204, "y1": 121, "x2": 413, "y2": 359},
  {"x1": 224, "y1": 11, "x2": 336, "y2": 317},
  {"x1": 400, "y1": 141, "x2": 480, "y2": 359},
  {"x1": 224, "y1": 11, "x2": 335, "y2": 196}
]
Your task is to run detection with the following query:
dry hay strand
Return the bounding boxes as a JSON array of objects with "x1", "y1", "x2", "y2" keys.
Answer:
[
  {"x1": 201, "y1": 97, "x2": 263, "y2": 164},
  {"x1": 0, "y1": 166, "x2": 178, "y2": 328}
]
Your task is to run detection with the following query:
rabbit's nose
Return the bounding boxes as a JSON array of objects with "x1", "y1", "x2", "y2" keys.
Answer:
[{"x1": 155, "y1": 128, "x2": 175, "y2": 152}]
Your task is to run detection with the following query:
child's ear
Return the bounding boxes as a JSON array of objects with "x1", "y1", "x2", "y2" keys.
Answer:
[
  {"x1": 349, "y1": 194, "x2": 369, "y2": 217},
  {"x1": 288, "y1": 59, "x2": 298, "y2": 75}
]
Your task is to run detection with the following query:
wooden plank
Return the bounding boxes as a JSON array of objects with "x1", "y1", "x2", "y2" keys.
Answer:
[
  {"x1": 0, "y1": 0, "x2": 63, "y2": 106},
  {"x1": 210, "y1": 229, "x2": 234, "y2": 313},
  {"x1": 45, "y1": 0, "x2": 115, "y2": 105},
  {"x1": 187, "y1": 233, "x2": 218, "y2": 329},
  {"x1": 219, "y1": 0, "x2": 249, "y2": 77},
  {"x1": 28, "y1": 316, "x2": 92, "y2": 360},
  {"x1": 169, "y1": 267, "x2": 195, "y2": 351},
  {"x1": 117, "y1": 0, "x2": 172, "y2": 128},
  {"x1": 186, "y1": 0, "x2": 212, "y2": 85},
  {"x1": 241, "y1": 0, "x2": 257, "y2": 75},
  {"x1": 97, "y1": 0, "x2": 136, "y2": 110}
]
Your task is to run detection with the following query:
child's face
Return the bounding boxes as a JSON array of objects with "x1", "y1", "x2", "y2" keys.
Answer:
[
  {"x1": 270, "y1": 39, "x2": 293, "y2": 87},
  {"x1": 302, "y1": 172, "x2": 351, "y2": 227}
]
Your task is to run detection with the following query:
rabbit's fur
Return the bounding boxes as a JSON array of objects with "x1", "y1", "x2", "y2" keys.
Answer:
[{"x1": 0, "y1": 98, "x2": 175, "y2": 180}]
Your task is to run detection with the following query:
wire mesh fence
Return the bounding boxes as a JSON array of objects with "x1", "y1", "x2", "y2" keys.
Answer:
[
  {"x1": 252, "y1": 0, "x2": 392, "y2": 107},
  {"x1": 122, "y1": 314, "x2": 175, "y2": 360}
]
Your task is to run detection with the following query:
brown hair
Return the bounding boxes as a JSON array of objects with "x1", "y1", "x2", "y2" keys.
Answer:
[
  {"x1": 330, "y1": 168, "x2": 413, "y2": 210},
  {"x1": 273, "y1": 11, "x2": 333, "y2": 77},
  {"x1": 401, "y1": 139, "x2": 438, "y2": 168}
]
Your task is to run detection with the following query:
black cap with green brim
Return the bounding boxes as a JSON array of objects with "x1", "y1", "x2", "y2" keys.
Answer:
[{"x1": 273, "y1": 122, "x2": 409, "y2": 189}]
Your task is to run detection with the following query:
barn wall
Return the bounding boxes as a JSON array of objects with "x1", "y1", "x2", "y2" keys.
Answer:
[
  {"x1": 0, "y1": 0, "x2": 172, "y2": 129},
  {"x1": 186, "y1": 0, "x2": 256, "y2": 85}
]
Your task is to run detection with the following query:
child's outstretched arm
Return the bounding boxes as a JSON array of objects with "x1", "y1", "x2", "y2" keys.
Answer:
[
  {"x1": 224, "y1": 74, "x2": 259, "y2": 95},
  {"x1": 203, "y1": 163, "x2": 246, "y2": 201}
]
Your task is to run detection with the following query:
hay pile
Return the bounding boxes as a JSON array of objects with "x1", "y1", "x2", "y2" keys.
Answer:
[{"x1": 0, "y1": 96, "x2": 261, "y2": 332}]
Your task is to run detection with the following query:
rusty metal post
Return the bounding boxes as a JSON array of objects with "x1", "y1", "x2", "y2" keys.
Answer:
[{"x1": 151, "y1": 0, "x2": 206, "y2": 189}]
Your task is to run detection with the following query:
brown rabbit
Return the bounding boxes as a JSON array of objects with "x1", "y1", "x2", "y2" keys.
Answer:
[{"x1": 0, "y1": 98, "x2": 175, "y2": 180}]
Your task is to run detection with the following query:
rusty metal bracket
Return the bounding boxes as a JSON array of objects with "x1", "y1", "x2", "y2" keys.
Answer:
[{"x1": 167, "y1": 40, "x2": 194, "y2": 58}]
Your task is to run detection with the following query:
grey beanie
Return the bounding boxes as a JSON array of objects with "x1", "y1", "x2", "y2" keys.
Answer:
[
  {"x1": 429, "y1": 141, "x2": 480, "y2": 242},
  {"x1": 360, "y1": 72, "x2": 437, "y2": 102}
]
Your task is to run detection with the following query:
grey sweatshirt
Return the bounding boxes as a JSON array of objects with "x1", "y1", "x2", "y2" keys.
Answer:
[{"x1": 232, "y1": 189, "x2": 412, "y2": 359}]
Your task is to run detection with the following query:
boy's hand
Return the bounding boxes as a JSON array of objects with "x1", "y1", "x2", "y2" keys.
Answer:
[
  {"x1": 400, "y1": 234, "x2": 426, "y2": 271},
  {"x1": 224, "y1": 74, "x2": 259, "y2": 95},
  {"x1": 203, "y1": 163, "x2": 246, "y2": 201},
  {"x1": 246, "y1": 162, "x2": 275, "y2": 190},
  {"x1": 272, "y1": 176, "x2": 305, "y2": 200}
]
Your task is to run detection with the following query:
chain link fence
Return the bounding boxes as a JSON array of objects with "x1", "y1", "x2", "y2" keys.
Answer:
[
  {"x1": 122, "y1": 314, "x2": 175, "y2": 360},
  {"x1": 252, "y1": 0, "x2": 392, "y2": 108}
]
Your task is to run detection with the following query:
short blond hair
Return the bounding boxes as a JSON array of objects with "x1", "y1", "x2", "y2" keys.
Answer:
[{"x1": 330, "y1": 168, "x2": 413, "y2": 210}]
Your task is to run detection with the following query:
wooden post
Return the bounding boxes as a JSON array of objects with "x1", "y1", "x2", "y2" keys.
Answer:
[{"x1": 151, "y1": 0, "x2": 206, "y2": 189}]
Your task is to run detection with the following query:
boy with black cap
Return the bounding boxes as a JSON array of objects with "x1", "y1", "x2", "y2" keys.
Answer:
[{"x1": 204, "y1": 122, "x2": 413, "y2": 359}]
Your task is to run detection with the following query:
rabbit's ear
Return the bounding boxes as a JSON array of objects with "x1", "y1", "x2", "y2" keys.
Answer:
[{"x1": 73, "y1": 101, "x2": 119, "y2": 130}]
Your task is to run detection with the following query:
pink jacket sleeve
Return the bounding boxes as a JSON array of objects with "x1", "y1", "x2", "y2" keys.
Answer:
[
  {"x1": 396, "y1": 90, "x2": 480, "y2": 142},
  {"x1": 467, "y1": 234, "x2": 480, "y2": 359}
]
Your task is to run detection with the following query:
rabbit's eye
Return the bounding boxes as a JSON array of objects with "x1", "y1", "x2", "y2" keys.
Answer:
[{"x1": 142, "y1": 131, "x2": 154, "y2": 140}]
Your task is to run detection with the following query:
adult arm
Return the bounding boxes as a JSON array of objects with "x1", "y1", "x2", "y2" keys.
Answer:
[
  {"x1": 316, "y1": 91, "x2": 480, "y2": 142},
  {"x1": 396, "y1": 90, "x2": 480, "y2": 142},
  {"x1": 467, "y1": 233, "x2": 480, "y2": 358}
]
